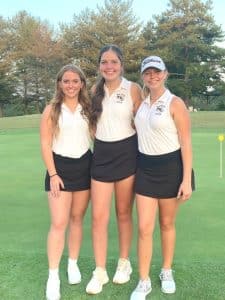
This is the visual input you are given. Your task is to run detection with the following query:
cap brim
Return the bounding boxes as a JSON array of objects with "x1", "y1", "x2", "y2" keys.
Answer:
[{"x1": 142, "y1": 63, "x2": 164, "y2": 73}]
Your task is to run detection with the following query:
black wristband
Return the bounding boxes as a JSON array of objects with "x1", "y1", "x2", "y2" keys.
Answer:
[{"x1": 49, "y1": 173, "x2": 57, "y2": 178}]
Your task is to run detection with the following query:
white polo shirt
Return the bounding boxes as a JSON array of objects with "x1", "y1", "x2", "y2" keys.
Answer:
[
  {"x1": 134, "y1": 89, "x2": 180, "y2": 155},
  {"x1": 52, "y1": 103, "x2": 91, "y2": 158},
  {"x1": 95, "y1": 78, "x2": 135, "y2": 142}
]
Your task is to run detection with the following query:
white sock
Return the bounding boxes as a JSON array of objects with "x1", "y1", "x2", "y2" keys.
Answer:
[
  {"x1": 95, "y1": 266, "x2": 106, "y2": 272},
  {"x1": 68, "y1": 258, "x2": 77, "y2": 268},
  {"x1": 161, "y1": 268, "x2": 172, "y2": 272},
  {"x1": 48, "y1": 268, "x2": 59, "y2": 280}
]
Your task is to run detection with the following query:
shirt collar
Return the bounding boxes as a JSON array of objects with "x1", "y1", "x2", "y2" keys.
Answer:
[
  {"x1": 61, "y1": 102, "x2": 81, "y2": 112},
  {"x1": 144, "y1": 89, "x2": 170, "y2": 105},
  {"x1": 104, "y1": 77, "x2": 127, "y2": 93}
]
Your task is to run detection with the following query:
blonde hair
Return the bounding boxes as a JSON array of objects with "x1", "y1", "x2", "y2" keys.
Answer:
[
  {"x1": 142, "y1": 84, "x2": 150, "y2": 98},
  {"x1": 50, "y1": 64, "x2": 91, "y2": 136}
]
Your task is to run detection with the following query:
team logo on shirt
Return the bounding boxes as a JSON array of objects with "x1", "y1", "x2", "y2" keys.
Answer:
[
  {"x1": 115, "y1": 92, "x2": 126, "y2": 103},
  {"x1": 155, "y1": 103, "x2": 165, "y2": 115}
]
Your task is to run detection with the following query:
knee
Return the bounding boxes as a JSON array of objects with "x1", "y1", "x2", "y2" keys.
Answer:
[
  {"x1": 138, "y1": 222, "x2": 154, "y2": 239},
  {"x1": 160, "y1": 219, "x2": 175, "y2": 232},
  {"x1": 92, "y1": 212, "x2": 109, "y2": 228},
  {"x1": 50, "y1": 220, "x2": 67, "y2": 233},
  {"x1": 116, "y1": 206, "x2": 132, "y2": 222},
  {"x1": 70, "y1": 214, "x2": 83, "y2": 226}
]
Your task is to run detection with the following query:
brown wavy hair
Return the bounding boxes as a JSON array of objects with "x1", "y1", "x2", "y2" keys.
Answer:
[
  {"x1": 90, "y1": 44, "x2": 123, "y2": 131},
  {"x1": 50, "y1": 64, "x2": 91, "y2": 136}
]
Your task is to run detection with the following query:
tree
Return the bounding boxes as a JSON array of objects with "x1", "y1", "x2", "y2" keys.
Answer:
[
  {"x1": 142, "y1": 0, "x2": 225, "y2": 105},
  {"x1": 60, "y1": 0, "x2": 146, "y2": 84},
  {"x1": 0, "y1": 17, "x2": 15, "y2": 117},
  {"x1": 7, "y1": 11, "x2": 65, "y2": 114}
]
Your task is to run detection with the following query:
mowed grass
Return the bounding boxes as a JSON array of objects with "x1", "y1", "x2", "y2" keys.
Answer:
[{"x1": 0, "y1": 112, "x2": 225, "y2": 300}]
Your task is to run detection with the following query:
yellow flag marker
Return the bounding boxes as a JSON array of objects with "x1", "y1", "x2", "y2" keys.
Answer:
[
  {"x1": 218, "y1": 134, "x2": 224, "y2": 142},
  {"x1": 218, "y1": 134, "x2": 224, "y2": 178}
]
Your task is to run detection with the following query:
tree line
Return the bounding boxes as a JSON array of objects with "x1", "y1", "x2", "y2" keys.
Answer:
[{"x1": 0, "y1": 0, "x2": 225, "y2": 117}]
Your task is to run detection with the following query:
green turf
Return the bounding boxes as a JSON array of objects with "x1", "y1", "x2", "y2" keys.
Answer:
[
  {"x1": 0, "y1": 113, "x2": 225, "y2": 299},
  {"x1": 0, "y1": 114, "x2": 41, "y2": 130},
  {"x1": 191, "y1": 111, "x2": 225, "y2": 130},
  {"x1": 0, "y1": 111, "x2": 225, "y2": 130}
]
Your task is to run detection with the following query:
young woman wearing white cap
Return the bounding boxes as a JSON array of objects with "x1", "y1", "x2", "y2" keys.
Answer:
[
  {"x1": 130, "y1": 56, "x2": 195, "y2": 299},
  {"x1": 40, "y1": 65, "x2": 92, "y2": 300},
  {"x1": 86, "y1": 44, "x2": 142, "y2": 295}
]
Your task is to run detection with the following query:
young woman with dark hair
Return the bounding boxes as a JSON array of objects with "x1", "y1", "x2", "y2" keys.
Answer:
[{"x1": 86, "y1": 45, "x2": 142, "y2": 295}]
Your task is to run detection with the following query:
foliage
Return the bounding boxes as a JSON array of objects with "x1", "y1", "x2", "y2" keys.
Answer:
[
  {"x1": 60, "y1": 0, "x2": 146, "y2": 84},
  {"x1": 0, "y1": 0, "x2": 225, "y2": 116},
  {"x1": 0, "y1": 11, "x2": 66, "y2": 116},
  {"x1": 142, "y1": 0, "x2": 225, "y2": 105},
  {"x1": 0, "y1": 17, "x2": 14, "y2": 116}
]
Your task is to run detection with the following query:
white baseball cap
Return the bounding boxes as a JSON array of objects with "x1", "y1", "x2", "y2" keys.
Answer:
[{"x1": 141, "y1": 55, "x2": 166, "y2": 73}]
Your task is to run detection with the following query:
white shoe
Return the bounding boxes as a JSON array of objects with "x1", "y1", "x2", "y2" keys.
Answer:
[
  {"x1": 159, "y1": 269, "x2": 176, "y2": 294},
  {"x1": 113, "y1": 258, "x2": 132, "y2": 284},
  {"x1": 86, "y1": 267, "x2": 109, "y2": 294},
  {"x1": 130, "y1": 278, "x2": 152, "y2": 300},
  {"x1": 67, "y1": 262, "x2": 81, "y2": 284},
  {"x1": 46, "y1": 277, "x2": 60, "y2": 300}
]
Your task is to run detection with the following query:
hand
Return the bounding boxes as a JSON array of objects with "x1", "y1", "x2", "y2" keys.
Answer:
[
  {"x1": 50, "y1": 174, "x2": 65, "y2": 198},
  {"x1": 177, "y1": 181, "x2": 192, "y2": 203}
]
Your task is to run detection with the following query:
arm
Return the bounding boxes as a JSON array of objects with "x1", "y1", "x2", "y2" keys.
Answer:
[
  {"x1": 130, "y1": 82, "x2": 143, "y2": 114},
  {"x1": 40, "y1": 104, "x2": 56, "y2": 176},
  {"x1": 40, "y1": 104, "x2": 64, "y2": 197},
  {"x1": 171, "y1": 97, "x2": 192, "y2": 202},
  {"x1": 88, "y1": 85, "x2": 96, "y2": 139}
]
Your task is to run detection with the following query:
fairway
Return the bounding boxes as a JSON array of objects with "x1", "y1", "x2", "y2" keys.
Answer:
[{"x1": 0, "y1": 112, "x2": 225, "y2": 300}]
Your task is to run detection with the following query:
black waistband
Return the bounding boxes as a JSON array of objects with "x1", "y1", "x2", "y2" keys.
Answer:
[
  {"x1": 138, "y1": 149, "x2": 181, "y2": 168},
  {"x1": 95, "y1": 134, "x2": 137, "y2": 145}
]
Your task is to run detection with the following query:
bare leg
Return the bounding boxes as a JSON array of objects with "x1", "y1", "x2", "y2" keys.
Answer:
[
  {"x1": 91, "y1": 179, "x2": 114, "y2": 268},
  {"x1": 47, "y1": 191, "x2": 72, "y2": 269},
  {"x1": 136, "y1": 194, "x2": 158, "y2": 279},
  {"x1": 158, "y1": 198, "x2": 179, "y2": 269},
  {"x1": 114, "y1": 175, "x2": 135, "y2": 259},
  {"x1": 68, "y1": 190, "x2": 90, "y2": 259}
]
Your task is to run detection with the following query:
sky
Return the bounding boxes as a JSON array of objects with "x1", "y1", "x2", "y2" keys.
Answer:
[{"x1": 0, "y1": 0, "x2": 225, "y2": 35}]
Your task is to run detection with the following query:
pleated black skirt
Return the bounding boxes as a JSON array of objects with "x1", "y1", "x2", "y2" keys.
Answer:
[
  {"x1": 135, "y1": 149, "x2": 195, "y2": 198},
  {"x1": 45, "y1": 150, "x2": 92, "y2": 192},
  {"x1": 91, "y1": 134, "x2": 138, "y2": 182}
]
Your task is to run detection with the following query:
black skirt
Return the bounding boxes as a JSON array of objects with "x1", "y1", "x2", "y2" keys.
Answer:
[
  {"x1": 91, "y1": 134, "x2": 138, "y2": 182},
  {"x1": 135, "y1": 149, "x2": 195, "y2": 198},
  {"x1": 45, "y1": 150, "x2": 92, "y2": 192}
]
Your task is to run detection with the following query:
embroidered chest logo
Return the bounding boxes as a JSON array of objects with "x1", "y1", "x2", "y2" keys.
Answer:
[
  {"x1": 155, "y1": 104, "x2": 166, "y2": 115},
  {"x1": 115, "y1": 92, "x2": 126, "y2": 103}
]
